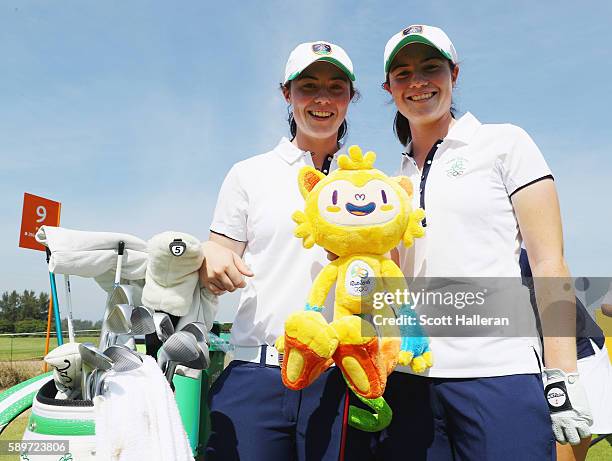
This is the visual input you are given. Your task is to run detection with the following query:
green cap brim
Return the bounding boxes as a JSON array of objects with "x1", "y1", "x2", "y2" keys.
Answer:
[
  {"x1": 385, "y1": 35, "x2": 453, "y2": 73},
  {"x1": 287, "y1": 56, "x2": 356, "y2": 83}
]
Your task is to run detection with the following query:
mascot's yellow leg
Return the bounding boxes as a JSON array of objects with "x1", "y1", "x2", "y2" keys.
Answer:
[
  {"x1": 277, "y1": 311, "x2": 339, "y2": 390},
  {"x1": 331, "y1": 316, "x2": 388, "y2": 399},
  {"x1": 379, "y1": 337, "x2": 401, "y2": 376}
]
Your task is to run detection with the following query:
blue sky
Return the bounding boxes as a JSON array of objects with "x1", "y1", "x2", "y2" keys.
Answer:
[{"x1": 1, "y1": 1, "x2": 611, "y2": 322}]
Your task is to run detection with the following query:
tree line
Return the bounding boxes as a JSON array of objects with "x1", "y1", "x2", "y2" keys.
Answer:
[{"x1": 0, "y1": 290, "x2": 101, "y2": 334}]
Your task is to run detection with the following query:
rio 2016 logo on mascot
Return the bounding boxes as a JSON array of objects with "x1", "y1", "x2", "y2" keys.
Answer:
[{"x1": 276, "y1": 145, "x2": 433, "y2": 430}]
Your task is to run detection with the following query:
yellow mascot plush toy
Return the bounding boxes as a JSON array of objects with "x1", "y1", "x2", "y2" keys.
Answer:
[{"x1": 276, "y1": 145, "x2": 432, "y2": 414}]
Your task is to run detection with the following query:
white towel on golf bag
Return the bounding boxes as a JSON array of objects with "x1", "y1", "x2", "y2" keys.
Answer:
[
  {"x1": 142, "y1": 231, "x2": 205, "y2": 317},
  {"x1": 35, "y1": 226, "x2": 148, "y2": 289},
  {"x1": 36, "y1": 225, "x2": 217, "y2": 326},
  {"x1": 93, "y1": 355, "x2": 194, "y2": 461}
]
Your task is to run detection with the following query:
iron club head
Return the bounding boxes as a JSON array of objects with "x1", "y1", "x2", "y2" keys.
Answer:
[
  {"x1": 157, "y1": 330, "x2": 201, "y2": 385},
  {"x1": 180, "y1": 322, "x2": 210, "y2": 370},
  {"x1": 129, "y1": 305, "x2": 156, "y2": 335},
  {"x1": 153, "y1": 312, "x2": 175, "y2": 342}
]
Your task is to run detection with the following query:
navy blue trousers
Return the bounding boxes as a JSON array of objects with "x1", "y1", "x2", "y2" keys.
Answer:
[
  {"x1": 206, "y1": 361, "x2": 554, "y2": 460},
  {"x1": 205, "y1": 360, "x2": 375, "y2": 461},
  {"x1": 375, "y1": 372, "x2": 556, "y2": 460}
]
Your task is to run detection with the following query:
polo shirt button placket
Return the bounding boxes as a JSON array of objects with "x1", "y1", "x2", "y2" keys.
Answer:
[{"x1": 416, "y1": 139, "x2": 443, "y2": 229}]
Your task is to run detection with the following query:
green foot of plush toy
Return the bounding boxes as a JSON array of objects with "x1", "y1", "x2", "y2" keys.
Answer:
[{"x1": 345, "y1": 376, "x2": 393, "y2": 432}]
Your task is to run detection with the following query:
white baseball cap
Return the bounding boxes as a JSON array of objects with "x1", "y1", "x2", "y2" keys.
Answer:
[
  {"x1": 384, "y1": 25, "x2": 458, "y2": 76},
  {"x1": 283, "y1": 41, "x2": 355, "y2": 85}
]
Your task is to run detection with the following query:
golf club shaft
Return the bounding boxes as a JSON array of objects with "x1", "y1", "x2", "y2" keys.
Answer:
[
  {"x1": 63, "y1": 275, "x2": 75, "y2": 343},
  {"x1": 49, "y1": 271, "x2": 64, "y2": 346},
  {"x1": 95, "y1": 370, "x2": 110, "y2": 397},
  {"x1": 114, "y1": 241, "x2": 125, "y2": 285},
  {"x1": 99, "y1": 241, "x2": 126, "y2": 348},
  {"x1": 81, "y1": 363, "x2": 92, "y2": 400},
  {"x1": 164, "y1": 361, "x2": 178, "y2": 386},
  {"x1": 45, "y1": 248, "x2": 64, "y2": 346}
]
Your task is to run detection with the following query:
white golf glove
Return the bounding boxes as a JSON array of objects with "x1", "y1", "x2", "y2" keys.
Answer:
[{"x1": 543, "y1": 368, "x2": 593, "y2": 445}]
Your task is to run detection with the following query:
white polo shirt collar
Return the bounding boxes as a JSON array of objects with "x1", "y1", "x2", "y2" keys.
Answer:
[
  {"x1": 275, "y1": 137, "x2": 305, "y2": 164},
  {"x1": 276, "y1": 136, "x2": 343, "y2": 175},
  {"x1": 402, "y1": 111, "x2": 481, "y2": 158},
  {"x1": 444, "y1": 111, "x2": 481, "y2": 145}
]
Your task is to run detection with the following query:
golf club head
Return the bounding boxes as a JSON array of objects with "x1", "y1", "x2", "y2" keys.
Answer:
[
  {"x1": 105, "y1": 304, "x2": 133, "y2": 335},
  {"x1": 130, "y1": 305, "x2": 156, "y2": 335},
  {"x1": 121, "y1": 284, "x2": 143, "y2": 306},
  {"x1": 180, "y1": 322, "x2": 210, "y2": 370},
  {"x1": 157, "y1": 331, "x2": 200, "y2": 383},
  {"x1": 95, "y1": 369, "x2": 111, "y2": 397},
  {"x1": 78, "y1": 342, "x2": 113, "y2": 400},
  {"x1": 78, "y1": 343, "x2": 114, "y2": 371},
  {"x1": 107, "y1": 286, "x2": 129, "y2": 310},
  {"x1": 86, "y1": 368, "x2": 106, "y2": 400},
  {"x1": 103, "y1": 345, "x2": 143, "y2": 372},
  {"x1": 153, "y1": 312, "x2": 175, "y2": 342},
  {"x1": 180, "y1": 322, "x2": 208, "y2": 345}
]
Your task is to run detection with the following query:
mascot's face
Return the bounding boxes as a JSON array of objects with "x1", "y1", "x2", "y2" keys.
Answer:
[
  {"x1": 294, "y1": 145, "x2": 417, "y2": 256},
  {"x1": 317, "y1": 178, "x2": 402, "y2": 226}
]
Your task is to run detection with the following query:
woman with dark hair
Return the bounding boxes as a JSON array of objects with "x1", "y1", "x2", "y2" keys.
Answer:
[
  {"x1": 201, "y1": 41, "x2": 371, "y2": 461},
  {"x1": 379, "y1": 24, "x2": 593, "y2": 460}
]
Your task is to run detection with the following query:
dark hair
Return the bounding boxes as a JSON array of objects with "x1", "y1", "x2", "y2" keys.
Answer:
[
  {"x1": 280, "y1": 80, "x2": 358, "y2": 144},
  {"x1": 386, "y1": 61, "x2": 457, "y2": 146}
]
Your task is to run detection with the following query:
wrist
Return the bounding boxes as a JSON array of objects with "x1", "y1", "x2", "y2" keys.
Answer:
[
  {"x1": 543, "y1": 368, "x2": 579, "y2": 381},
  {"x1": 201, "y1": 240, "x2": 220, "y2": 259}
]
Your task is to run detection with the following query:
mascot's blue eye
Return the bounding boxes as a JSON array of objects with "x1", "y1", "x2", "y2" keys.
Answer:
[
  {"x1": 381, "y1": 190, "x2": 387, "y2": 204},
  {"x1": 332, "y1": 190, "x2": 338, "y2": 205}
]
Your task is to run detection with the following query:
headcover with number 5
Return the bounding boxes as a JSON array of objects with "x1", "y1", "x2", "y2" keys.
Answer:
[{"x1": 142, "y1": 231, "x2": 204, "y2": 316}]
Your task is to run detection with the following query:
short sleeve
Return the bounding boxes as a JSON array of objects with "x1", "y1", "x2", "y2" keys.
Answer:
[
  {"x1": 500, "y1": 126, "x2": 553, "y2": 197},
  {"x1": 209, "y1": 164, "x2": 248, "y2": 242}
]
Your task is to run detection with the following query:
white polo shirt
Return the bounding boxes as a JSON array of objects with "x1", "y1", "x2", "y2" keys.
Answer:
[
  {"x1": 398, "y1": 112, "x2": 553, "y2": 378},
  {"x1": 210, "y1": 137, "x2": 338, "y2": 347}
]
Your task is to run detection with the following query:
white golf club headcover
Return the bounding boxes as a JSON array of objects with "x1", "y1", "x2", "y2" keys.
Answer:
[
  {"x1": 142, "y1": 231, "x2": 204, "y2": 316},
  {"x1": 543, "y1": 368, "x2": 593, "y2": 445},
  {"x1": 44, "y1": 342, "x2": 82, "y2": 397}
]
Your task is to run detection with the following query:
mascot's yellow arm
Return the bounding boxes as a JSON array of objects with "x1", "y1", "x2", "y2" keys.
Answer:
[{"x1": 306, "y1": 263, "x2": 339, "y2": 308}]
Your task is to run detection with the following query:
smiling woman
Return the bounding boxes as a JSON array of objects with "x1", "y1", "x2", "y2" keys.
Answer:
[
  {"x1": 201, "y1": 41, "x2": 373, "y2": 461},
  {"x1": 281, "y1": 59, "x2": 356, "y2": 147},
  {"x1": 384, "y1": 43, "x2": 457, "y2": 147},
  {"x1": 374, "y1": 24, "x2": 593, "y2": 461}
]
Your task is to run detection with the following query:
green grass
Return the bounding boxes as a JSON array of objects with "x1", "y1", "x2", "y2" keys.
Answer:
[
  {"x1": 587, "y1": 435, "x2": 612, "y2": 460},
  {"x1": 0, "y1": 409, "x2": 30, "y2": 461},
  {"x1": 0, "y1": 336, "x2": 100, "y2": 361}
]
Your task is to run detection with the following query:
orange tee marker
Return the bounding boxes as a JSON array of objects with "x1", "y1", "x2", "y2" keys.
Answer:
[{"x1": 18, "y1": 193, "x2": 61, "y2": 251}]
